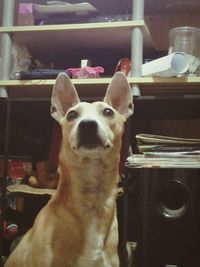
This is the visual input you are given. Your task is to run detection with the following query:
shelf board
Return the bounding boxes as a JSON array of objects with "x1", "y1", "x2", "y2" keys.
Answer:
[
  {"x1": 0, "y1": 20, "x2": 152, "y2": 53},
  {"x1": 1, "y1": 76, "x2": 200, "y2": 98},
  {"x1": 0, "y1": 20, "x2": 148, "y2": 33},
  {"x1": 1, "y1": 76, "x2": 200, "y2": 86},
  {"x1": 130, "y1": 76, "x2": 200, "y2": 85},
  {"x1": 131, "y1": 76, "x2": 200, "y2": 95}
]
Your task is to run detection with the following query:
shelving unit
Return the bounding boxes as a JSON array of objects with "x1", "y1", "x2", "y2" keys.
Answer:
[{"x1": 0, "y1": 1, "x2": 199, "y2": 96}]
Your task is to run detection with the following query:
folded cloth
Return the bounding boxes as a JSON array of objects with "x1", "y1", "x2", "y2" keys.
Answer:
[
  {"x1": 67, "y1": 66, "x2": 104, "y2": 79},
  {"x1": 7, "y1": 184, "x2": 55, "y2": 196}
]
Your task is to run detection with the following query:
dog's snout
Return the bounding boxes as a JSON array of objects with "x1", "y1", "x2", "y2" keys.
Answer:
[
  {"x1": 79, "y1": 120, "x2": 98, "y2": 132},
  {"x1": 77, "y1": 119, "x2": 103, "y2": 149}
]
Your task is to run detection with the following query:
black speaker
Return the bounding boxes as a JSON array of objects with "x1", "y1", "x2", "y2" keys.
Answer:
[{"x1": 135, "y1": 168, "x2": 200, "y2": 267}]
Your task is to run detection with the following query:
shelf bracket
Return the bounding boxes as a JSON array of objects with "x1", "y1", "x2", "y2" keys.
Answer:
[
  {"x1": 0, "y1": 0, "x2": 15, "y2": 97},
  {"x1": 131, "y1": 0, "x2": 145, "y2": 96}
]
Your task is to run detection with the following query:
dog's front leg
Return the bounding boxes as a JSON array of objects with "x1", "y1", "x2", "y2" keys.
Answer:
[{"x1": 104, "y1": 212, "x2": 120, "y2": 267}]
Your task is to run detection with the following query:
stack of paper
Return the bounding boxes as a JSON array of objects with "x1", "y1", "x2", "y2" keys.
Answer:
[{"x1": 136, "y1": 133, "x2": 200, "y2": 154}]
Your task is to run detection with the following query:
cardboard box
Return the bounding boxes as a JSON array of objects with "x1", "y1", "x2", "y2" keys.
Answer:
[{"x1": 17, "y1": 3, "x2": 34, "y2": 26}]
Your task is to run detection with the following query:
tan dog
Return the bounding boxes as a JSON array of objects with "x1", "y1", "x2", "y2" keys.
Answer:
[{"x1": 5, "y1": 72, "x2": 133, "y2": 267}]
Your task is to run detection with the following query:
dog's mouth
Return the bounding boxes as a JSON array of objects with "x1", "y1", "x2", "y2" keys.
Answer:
[{"x1": 78, "y1": 134, "x2": 104, "y2": 149}]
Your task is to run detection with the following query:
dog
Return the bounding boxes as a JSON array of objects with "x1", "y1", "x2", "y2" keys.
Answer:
[{"x1": 5, "y1": 72, "x2": 133, "y2": 267}]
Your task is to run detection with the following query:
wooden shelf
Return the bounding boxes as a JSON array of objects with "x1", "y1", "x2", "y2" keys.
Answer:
[
  {"x1": 0, "y1": 20, "x2": 152, "y2": 53},
  {"x1": 0, "y1": 20, "x2": 149, "y2": 33},
  {"x1": 1, "y1": 76, "x2": 200, "y2": 98},
  {"x1": 130, "y1": 76, "x2": 200, "y2": 85},
  {"x1": 133, "y1": 77, "x2": 200, "y2": 95},
  {"x1": 1, "y1": 76, "x2": 200, "y2": 86}
]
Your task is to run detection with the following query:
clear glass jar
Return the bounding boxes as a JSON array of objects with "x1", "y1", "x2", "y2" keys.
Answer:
[{"x1": 169, "y1": 26, "x2": 200, "y2": 56}]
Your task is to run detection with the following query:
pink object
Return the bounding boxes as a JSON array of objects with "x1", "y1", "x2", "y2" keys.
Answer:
[
  {"x1": 18, "y1": 3, "x2": 34, "y2": 14},
  {"x1": 67, "y1": 66, "x2": 104, "y2": 79}
]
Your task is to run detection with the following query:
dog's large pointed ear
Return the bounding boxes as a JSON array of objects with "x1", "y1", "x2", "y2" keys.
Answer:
[
  {"x1": 51, "y1": 72, "x2": 80, "y2": 122},
  {"x1": 104, "y1": 72, "x2": 134, "y2": 119}
]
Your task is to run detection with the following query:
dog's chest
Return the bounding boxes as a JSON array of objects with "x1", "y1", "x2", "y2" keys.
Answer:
[{"x1": 75, "y1": 217, "x2": 109, "y2": 267}]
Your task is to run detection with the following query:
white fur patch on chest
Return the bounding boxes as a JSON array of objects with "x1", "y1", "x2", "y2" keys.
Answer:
[{"x1": 76, "y1": 217, "x2": 110, "y2": 267}]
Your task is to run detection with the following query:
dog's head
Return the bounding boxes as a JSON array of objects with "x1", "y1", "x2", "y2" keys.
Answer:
[{"x1": 51, "y1": 72, "x2": 133, "y2": 159}]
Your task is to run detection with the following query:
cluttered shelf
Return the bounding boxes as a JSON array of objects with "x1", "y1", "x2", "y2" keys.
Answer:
[{"x1": 0, "y1": 20, "x2": 152, "y2": 51}]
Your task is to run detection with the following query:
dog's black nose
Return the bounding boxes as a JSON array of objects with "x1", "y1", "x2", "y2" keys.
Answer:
[
  {"x1": 78, "y1": 120, "x2": 102, "y2": 148},
  {"x1": 79, "y1": 120, "x2": 97, "y2": 132}
]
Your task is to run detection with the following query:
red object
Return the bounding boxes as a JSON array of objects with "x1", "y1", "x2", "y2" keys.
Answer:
[
  {"x1": 0, "y1": 159, "x2": 32, "y2": 180},
  {"x1": 115, "y1": 58, "x2": 131, "y2": 76},
  {"x1": 6, "y1": 223, "x2": 18, "y2": 235},
  {"x1": 8, "y1": 160, "x2": 32, "y2": 180}
]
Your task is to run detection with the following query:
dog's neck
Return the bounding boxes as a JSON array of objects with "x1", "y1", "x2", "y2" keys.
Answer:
[{"x1": 54, "y1": 146, "x2": 120, "y2": 215}]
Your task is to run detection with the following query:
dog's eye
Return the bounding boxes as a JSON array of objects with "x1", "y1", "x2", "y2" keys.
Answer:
[
  {"x1": 67, "y1": 110, "x2": 78, "y2": 121},
  {"x1": 103, "y1": 108, "x2": 115, "y2": 118}
]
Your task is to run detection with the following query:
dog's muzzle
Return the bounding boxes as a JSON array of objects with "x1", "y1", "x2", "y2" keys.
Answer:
[{"x1": 77, "y1": 120, "x2": 104, "y2": 149}]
